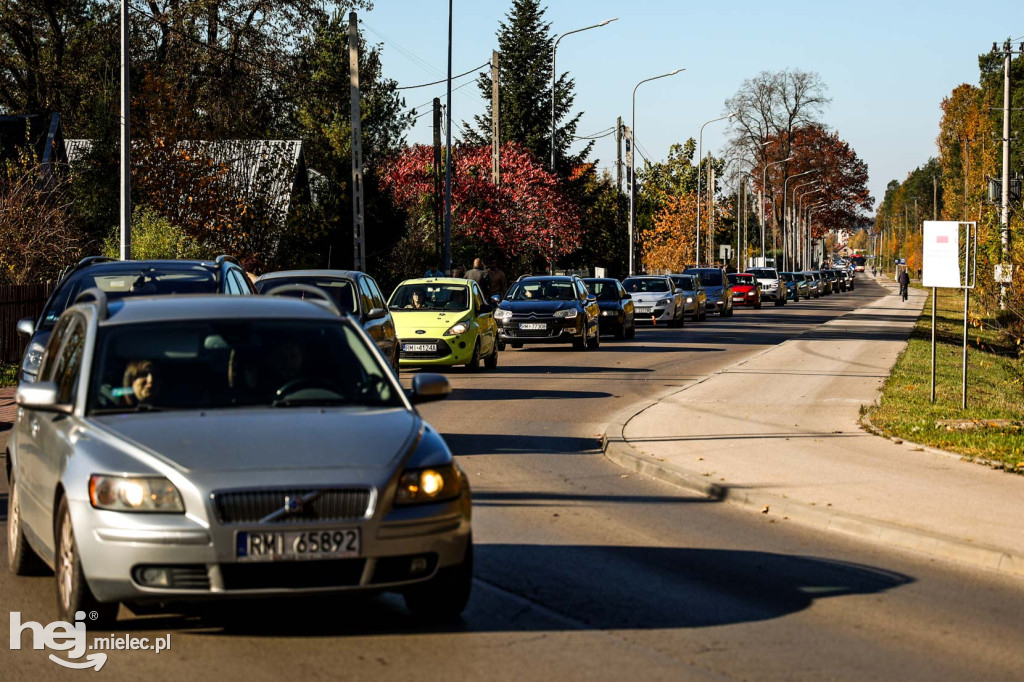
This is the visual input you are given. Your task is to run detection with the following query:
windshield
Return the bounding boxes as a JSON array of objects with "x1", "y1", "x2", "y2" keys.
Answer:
[
  {"x1": 42, "y1": 266, "x2": 218, "y2": 330},
  {"x1": 390, "y1": 283, "x2": 470, "y2": 311},
  {"x1": 728, "y1": 274, "x2": 756, "y2": 285},
  {"x1": 622, "y1": 277, "x2": 670, "y2": 293},
  {"x1": 670, "y1": 275, "x2": 696, "y2": 291},
  {"x1": 88, "y1": 320, "x2": 401, "y2": 413},
  {"x1": 851, "y1": 255, "x2": 866, "y2": 266},
  {"x1": 506, "y1": 280, "x2": 577, "y2": 301},
  {"x1": 255, "y1": 277, "x2": 357, "y2": 313},
  {"x1": 748, "y1": 269, "x2": 779, "y2": 280},
  {"x1": 583, "y1": 280, "x2": 620, "y2": 301},
  {"x1": 781, "y1": 273, "x2": 796, "y2": 282},
  {"x1": 684, "y1": 270, "x2": 723, "y2": 287}
]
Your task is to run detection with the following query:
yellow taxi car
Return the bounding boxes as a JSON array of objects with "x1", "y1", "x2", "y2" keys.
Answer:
[{"x1": 388, "y1": 277, "x2": 499, "y2": 370}]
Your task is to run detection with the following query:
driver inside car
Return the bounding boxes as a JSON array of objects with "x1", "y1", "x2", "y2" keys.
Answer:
[{"x1": 119, "y1": 359, "x2": 162, "y2": 407}]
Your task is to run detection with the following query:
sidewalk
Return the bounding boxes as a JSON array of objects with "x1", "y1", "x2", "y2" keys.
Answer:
[{"x1": 603, "y1": 277, "x2": 1024, "y2": 577}]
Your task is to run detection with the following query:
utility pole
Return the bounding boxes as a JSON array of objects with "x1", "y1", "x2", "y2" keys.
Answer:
[
  {"x1": 119, "y1": 0, "x2": 131, "y2": 260},
  {"x1": 348, "y1": 12, "x2": 365, "y2": 271},
  {"x1": 491, "y1": 50, "x2": 500, "y2": 185},
  {"x1": 624, "y1": 125, "x2": 634, "y2": 274},
  {"x1": 709, "y1": 163, "x2": 716, "y2": 265},
  {"x1": 615, "y1": 116, "x2": 623, "y2": 195},
  {"x1": 443, "y1": 0, "x2": 453, "y2": 273},
  {"x1": 994, "y1": 40, "x2": 1022, "y2": 309},
  {"x1": 432, "y1": 98, "x2": 442, "y2": 263},
  {"x1": 933, "y1": 175, "x2": 938, "y2": 221}
]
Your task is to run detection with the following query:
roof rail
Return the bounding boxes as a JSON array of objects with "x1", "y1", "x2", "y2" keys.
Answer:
[
  {"x1": 73, "y1": 288, "x2": 109, "y2": 320},
  {"x1": 77, "y1": 256, "x2": 118, "y2": 269},
  {"x1": 215, "y1": 254, "x2": 241, "y2": 267},
  {"x1": 262, "y1": 283, "x2": 342, "y2": 316}
]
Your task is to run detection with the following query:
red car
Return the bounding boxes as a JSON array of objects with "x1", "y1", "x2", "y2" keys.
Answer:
[{"x1": 727, "y1": 273, "x2": 762, "y2": 309}]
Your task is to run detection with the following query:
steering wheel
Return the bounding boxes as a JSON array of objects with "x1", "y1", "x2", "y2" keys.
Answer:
[{"x1": 274, "y1": 377, "x2": 345, "y2": 400}]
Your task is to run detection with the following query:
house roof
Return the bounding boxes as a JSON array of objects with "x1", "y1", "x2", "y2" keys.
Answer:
[{"x1": 0, "y1": 113, "x2": 65, "y2": 167}]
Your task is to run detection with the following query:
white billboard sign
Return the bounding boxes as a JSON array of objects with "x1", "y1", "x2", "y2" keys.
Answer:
[{"x1": 922, "y1": 221, "x2": 962, "y2": 288}]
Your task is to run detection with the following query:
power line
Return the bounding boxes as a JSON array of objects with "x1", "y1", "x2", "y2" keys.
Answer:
[
  {"x1": 397, "y1": 62, "x2": 488, "y2": 90},
  {"x1": 573, "y1": 128, "x2": 615, "y2": 141},
  {"x1": 360, "y1": 20, "x2": 444, "y2": 79}
]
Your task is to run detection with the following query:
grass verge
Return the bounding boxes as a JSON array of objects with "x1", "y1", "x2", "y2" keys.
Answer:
[
  {"x1": 868, "y1": 287, "x2": 1024, "y2": 471},
  {"x1": 0, "y1": 362, "x2": 17, "y2": 388}
]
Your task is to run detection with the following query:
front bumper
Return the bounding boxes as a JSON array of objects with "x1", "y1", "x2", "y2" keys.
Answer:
[
  {"x1": 597, "y1": 310, "x2": 625, "y2": 331},
  {"x1": 397, "y1": 334, "x2": 476, "y2": 367},
  {"x1": 732, "y1": 292, "x2": 758, "y2": 307},
  {"x1": 632, "y1": 304, "x2": 674, "y2": 323},
  {"x1": 498, "y1": 317, "x2": 584, "y2": 344},
  {"x1": 759, "y1": 286, "x2": 782, "y2": 301},
  {"x1": 74, "y1": 493, "x2": 472, "y2": 603}
]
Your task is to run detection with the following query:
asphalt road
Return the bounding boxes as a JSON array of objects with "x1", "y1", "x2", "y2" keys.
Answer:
[{"x1": 3, "y1": 277, "x2": 1023, "y2": 681}]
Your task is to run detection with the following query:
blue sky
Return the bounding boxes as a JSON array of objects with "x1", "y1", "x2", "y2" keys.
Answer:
[{"x1": 359, "y1": 1, "x2": 1021, "y2": 209}]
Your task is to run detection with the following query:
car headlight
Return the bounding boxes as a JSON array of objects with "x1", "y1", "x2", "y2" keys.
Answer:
[
  {"x1": 656, "y1": 297, "x2": 673, "y2": 306},
  {"x1": 89, "y1": 475, "x2": 185, "y2": 513},
  {"x1": 21, "y1": 341, "x2": 45, "y2": 380},
  {"x1": 395, "y1": 464, "x2": 463, "y2": 505},
  {"x1": 686, "y1": 297, "x2": 693, "y2": 303},
  {"x1": 553, "y1": 308, "x2": 578, "y2": 318},
  {"x1": 494, "y1": 309, "x2": 512, "y2": 322},
  {"x1": 747, "y1": 291, "x2": 755, "y2": 296},
  {"x1": 445, "y1": 321, "x2": 470, "y2": 336}
]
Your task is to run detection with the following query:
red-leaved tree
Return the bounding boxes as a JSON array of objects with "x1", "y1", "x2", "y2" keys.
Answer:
[{"x1": 382, "y1": 142, "x2": 579, "y2": 272}]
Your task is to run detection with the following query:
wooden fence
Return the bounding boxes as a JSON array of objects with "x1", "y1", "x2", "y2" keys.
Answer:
[{"x1": 0, "y1": 283, "x2": 55, "y2": 364}]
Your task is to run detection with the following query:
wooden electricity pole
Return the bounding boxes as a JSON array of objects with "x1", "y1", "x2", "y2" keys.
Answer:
[{"x1": 491, "y1": 50, "x2": 500, "y2": 185}]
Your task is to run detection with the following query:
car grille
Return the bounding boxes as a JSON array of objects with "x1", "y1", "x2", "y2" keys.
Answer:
[
  {"x1": 505, "y1": 325, "x2": 555, "y2": 337},
  {"x1": 399, "y1": 338, "x2": 451, "y2": 360},
  {"x1": 212, "y1": 488, "x2": 373, "y2": 524},
  {"x1": 221, "y1": 558, "x2": 366, "y2": 590}
]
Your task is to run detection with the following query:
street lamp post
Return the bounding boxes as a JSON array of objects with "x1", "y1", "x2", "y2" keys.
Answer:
[
  {"x1": 790, "y1": 180, "x2": 819, "y2": 269},
  {"x1": 783, "y1": 168, "x2": 818, "y2": 270},
  {"x1": 695, "y1": 113, "x2": 735, "y2": 266},
  {"x1": 550, "y1": 18, "x2": 617, "y2": 170},
  {"x1": 760, "y1": 155, "x2": 794, "y2": 266},
  {"x1": 629, "y1": 68, "x2": 684, "y2": 276},
  {"x1": 805, "y1": 200, "x2": 827, "y2": 269},
  {"x1": 796, "y1": 187, "x2": 824, "y2": 268}
]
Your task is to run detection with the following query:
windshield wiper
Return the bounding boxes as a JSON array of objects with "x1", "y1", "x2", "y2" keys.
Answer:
[
  {"x1": 270, "y1": 397, "x2": 351, "y2": 408},
  {"x1": 92, "y1": 404, "x2": 165, "y2": 415}
]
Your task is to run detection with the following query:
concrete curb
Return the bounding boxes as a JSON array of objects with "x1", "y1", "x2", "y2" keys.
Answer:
[{"x1": 600, "y1": 288, "x2": 1024, "y2": 579}]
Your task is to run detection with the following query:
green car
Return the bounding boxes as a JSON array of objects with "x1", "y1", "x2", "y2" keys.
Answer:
[{"x1": 389, "y1": 277, "x2": 499, "y2": 370}]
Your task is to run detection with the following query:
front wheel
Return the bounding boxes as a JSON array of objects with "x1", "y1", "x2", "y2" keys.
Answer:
[
  {"x1": 613, "y1": 322, "x2": 625, "y2": 340},
  {"x1": 774, "y1": 298, "x2": 785, "y2": 307},
  {"x1": 466, "y1": 341, "x2": 481, "y2": 371},
  {"x1": 404, "y1": 536, "x2": 473, "y2": 622},
  {"x1": 587, "y1": 325, "x2": 601, "y2": 349},
  {"x1": 54, "y1": 498, "x2": 118, "y2": 625},
  {"x1": 484, "y1": 341, "x2": 498, "y2": 369},
  {"x1": 625, "y1": 320, "x2": 636, "y2": 339}
]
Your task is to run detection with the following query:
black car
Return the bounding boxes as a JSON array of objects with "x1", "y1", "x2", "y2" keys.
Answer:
[
  {"x1": 15, "y1": 255, "x2": 254, "y2": 383},
  {"x1": 582, "y1": 277, "x2": 635, "y2": 339},
  {"x1": 493, "y1": 275, "x2": 600, "y2": 350},
  {"x1": 255, "y1": 269, "x2": 399, "y2": 372}
]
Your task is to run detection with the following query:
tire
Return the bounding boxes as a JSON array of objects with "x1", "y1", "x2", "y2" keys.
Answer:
[
  {"x1": 404, "y1": 535, "x2": 473, "y2": 622},
  {"x1": 699, "y1": 306, "x2": 707, "y2": 321},
  {"x1": 484, "y1": 342, "x2": 498, "y2": 369},
  {"x1": 727, "y1": 305, "x2": 734, "y2": 317},
  {"x1": 390, "y1": 348, "x2": 400, "y2": 376},
  {"x1": 54, "y1": 498, "x2": 118, "y2": 626},
  {"x1": 625, "y1": 321, "x2": 636, "y2": 339},
  {"x1": 572, "y1": 335, "x2": 587, "y2": 351},
  {"x1": 587, "y1": 325, "x2": 600, "y2": 349},
  {"x1": 7, "y1": 472, "x2": 46, "y2": 576},
  {"x1": 774, "y1": 298, "x2": 785, "y2": 307},
  {"x1": 466, "y1": 341, "x2": 481, "y2": 371},
  {"x1": 613, "y1": 322, "x2": 625, "y2": 340},
  {"x1": 755, "y1": 300, "x2": 762, "y2": 309}
]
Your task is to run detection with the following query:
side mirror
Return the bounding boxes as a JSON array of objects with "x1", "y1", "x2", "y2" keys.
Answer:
[
  {"x1": 17, "y1": 317, "x2": 35, "y2": 336},
  {"x1": 623, "y1": 293, "x2": 632, "y2": 300},
  {"x1": 675, "y1": 288, "x2": 684, "y2": 294},
  {"x1": 365, "y1": 307, "x2": 388, "y2": 321},
  {"x1": 16, "y1": 381, "x2": 72, "y2": 414},
  {"x1": 490, "y1": 294, "x2": 501, "y2": 306},
  {"x1": 409, "y1": 373, "x2": 450, "y2": 404}
]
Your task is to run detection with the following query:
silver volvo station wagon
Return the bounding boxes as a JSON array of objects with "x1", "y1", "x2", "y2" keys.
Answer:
[{"x1": 5, "y1": 290, "x2": 472, "y2": 624}]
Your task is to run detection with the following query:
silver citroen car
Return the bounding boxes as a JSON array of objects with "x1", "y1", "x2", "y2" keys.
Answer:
[{"x1": 6, "y1": 291, "x2": 472, "y2": 624}]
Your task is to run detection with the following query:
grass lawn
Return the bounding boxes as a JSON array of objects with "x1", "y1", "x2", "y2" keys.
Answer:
[
  {"x1": 0, "y1": 362, "x2": 17, "y2": 388},
  {"x1": 868, "y1": 287, "x2": 1024, "y2": 471}
]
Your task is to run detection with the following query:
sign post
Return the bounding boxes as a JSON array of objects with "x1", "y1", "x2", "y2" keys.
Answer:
[{"x1": 922, "y1": 221, "x2": 976, "y2": 408}]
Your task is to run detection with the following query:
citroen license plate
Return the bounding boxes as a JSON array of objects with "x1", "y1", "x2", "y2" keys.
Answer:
[
  {"x1": 236, "y1": 529, "x2": 360, "y2": 561},
  {"x1": 520, "y1": 323, "x2": 546, "y2": 330},
  {"x1": 635, "y1": 307, "x2": 652, "y2": 314},
  {"x1": 403, "y1": 343, "x2": 436, "y2": 352}
]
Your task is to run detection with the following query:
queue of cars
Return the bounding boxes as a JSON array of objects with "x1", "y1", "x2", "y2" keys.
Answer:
[{"x1": 6, "y1": 254, "x2": 859, "y2": 626}]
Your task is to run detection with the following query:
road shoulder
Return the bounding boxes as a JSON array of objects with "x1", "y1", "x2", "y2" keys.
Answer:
[{"x1": 602, "y1": 280, "x2": 1024, "y2": 578}]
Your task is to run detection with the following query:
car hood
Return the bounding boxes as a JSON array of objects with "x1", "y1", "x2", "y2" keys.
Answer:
[
  {"x1": 628, "y1": 292, "x2": 673, "y2": 304},
  {"x1": 391, "y1": 309, "x2": 470, "y2": 335},
  {"x1": 704, "y1": 285, "x2": 725, "y2": 298},
  {"x1": 90, "y1": 408, "x2": 420, "y2": 473},
  {"x1": 596, "y1": 301, "x2": 622, "y2": 311},
  {"x1": 500, "y1": 300, "x2": 575, "y2": 314},
  {"x1": 732, "y1": 284, "x2": 755, "y2": 293}
]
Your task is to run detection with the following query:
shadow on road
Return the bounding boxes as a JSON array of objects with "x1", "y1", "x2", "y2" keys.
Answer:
[
  {"x1": 106, "y1": 544, "x2": 912, "y2": 637},
  {"x1": 443, "y1": 432, "x2": 601, "y2": 456},
  {"x1": 449, "y1": 387, "x2": 613, "y2": 401}
]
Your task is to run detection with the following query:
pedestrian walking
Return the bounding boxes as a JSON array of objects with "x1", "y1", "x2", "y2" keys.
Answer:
[
  {"x1": 451, "y1": 264, "x2": 466, "y2": 278},
  {"x1": 465, "y1": 258, "x2": 486, "y2": 286},
  {"x1": 898, "y1": 269, "x2": 910, "y2": 302},
  {"x1": 487, "y1": 262, "x2": 507, "y2": 301}
]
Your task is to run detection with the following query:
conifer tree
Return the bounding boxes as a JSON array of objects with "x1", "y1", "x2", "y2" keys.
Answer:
[{"x1": 463, "y1": 0, "x2": 591, "y2": 171}]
